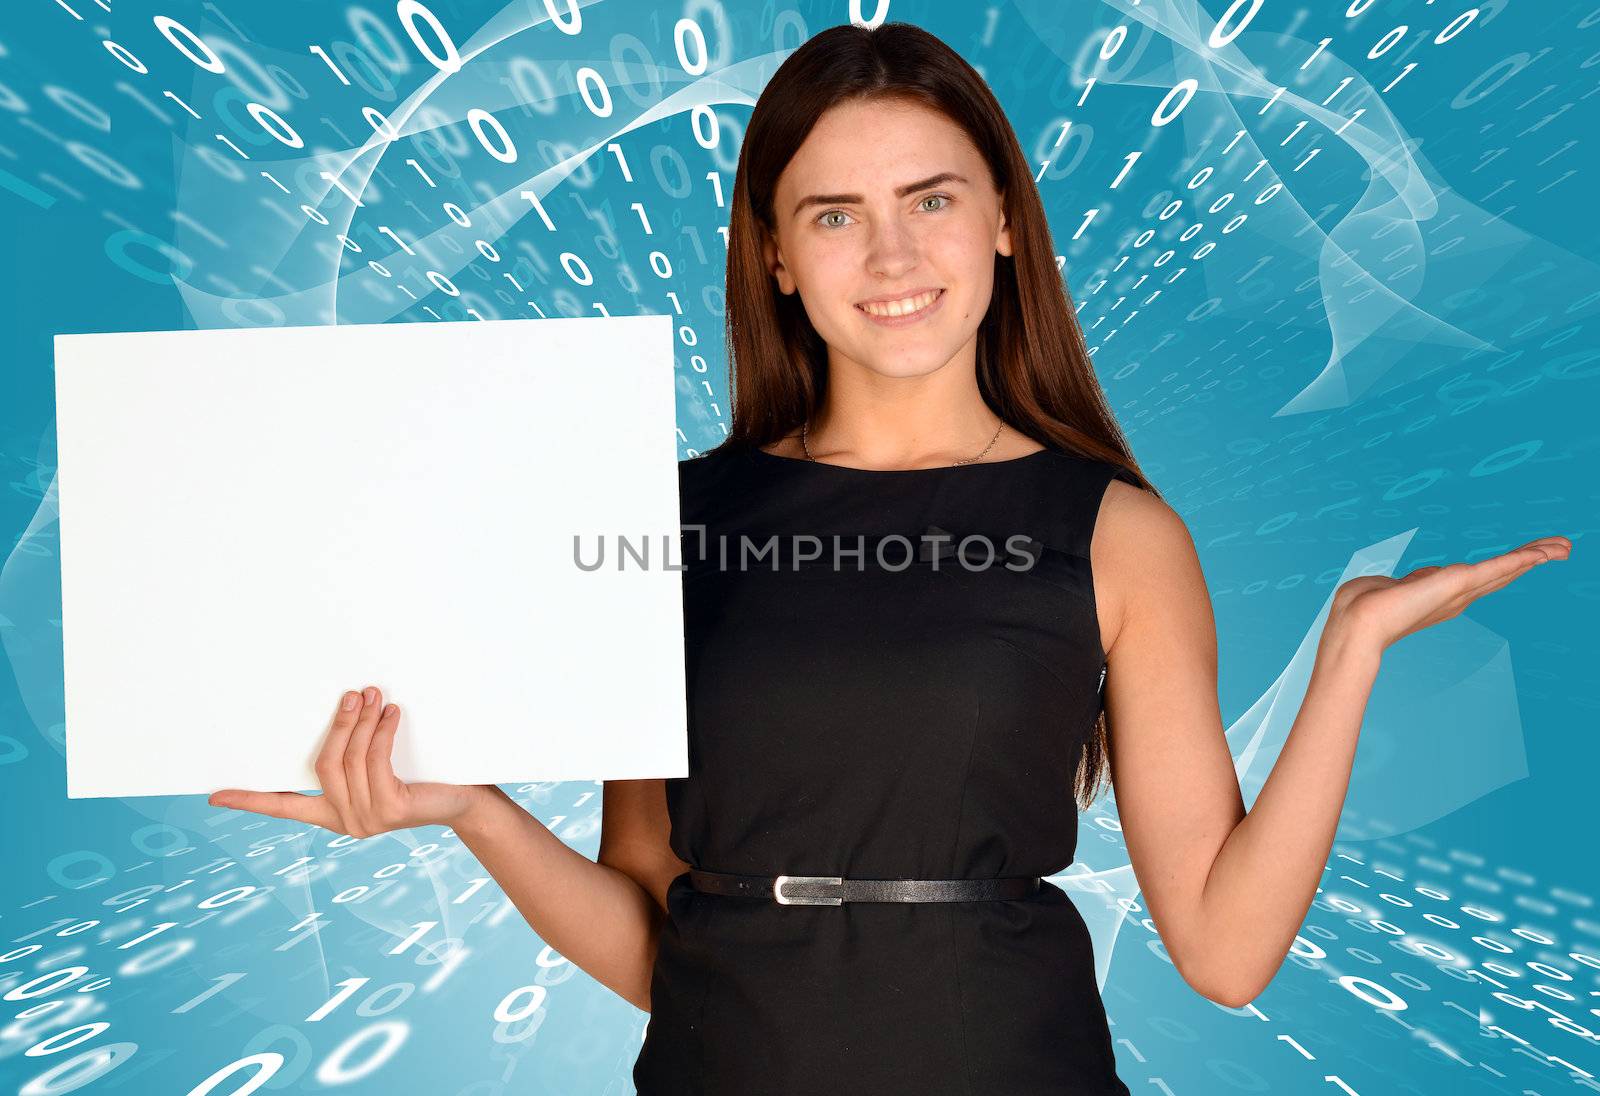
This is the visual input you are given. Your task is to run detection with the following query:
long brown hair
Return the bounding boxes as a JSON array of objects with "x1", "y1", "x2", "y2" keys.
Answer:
[{"x1": 711, "y1": 20, "x2": 1158, "y2": 808}]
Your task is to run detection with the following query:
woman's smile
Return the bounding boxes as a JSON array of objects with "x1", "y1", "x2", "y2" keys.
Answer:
[{"x1": 855, "y1": 287, "x2": 946, "y2": 327}]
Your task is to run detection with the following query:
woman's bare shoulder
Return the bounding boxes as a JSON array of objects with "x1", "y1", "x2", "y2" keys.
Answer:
[{"x1": 1094, "y1": 476, "x2": 1204, "y2": 656}]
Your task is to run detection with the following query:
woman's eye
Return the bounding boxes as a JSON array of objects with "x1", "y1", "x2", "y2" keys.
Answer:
[{"x1": 817, "y1": 195, "x2": 951, "y2": 228}]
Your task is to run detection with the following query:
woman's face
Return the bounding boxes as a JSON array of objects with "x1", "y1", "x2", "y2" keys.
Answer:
[{"x1": 764, "y1": 97, "x2": 1012, "y2": 381}]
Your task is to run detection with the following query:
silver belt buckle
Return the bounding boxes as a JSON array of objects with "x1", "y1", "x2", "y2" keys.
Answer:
[{"x1": 773, "y1": 874, "x2": 844, "y2": 905}]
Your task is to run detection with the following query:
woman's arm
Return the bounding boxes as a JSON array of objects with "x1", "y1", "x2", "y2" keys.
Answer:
[
  {"x1": 1091, "y1": 480, "x2": 1568, "y2": 1008},
  {"x1": 453, "y1": 785, "x2": 666, "y2": 1012},
  {"x1": 211, "y1": 691, "x2": 683, "y2": 1013},
  {"x1": 1190, "y1": 618, "x2": 1382, "y2": 1004}
]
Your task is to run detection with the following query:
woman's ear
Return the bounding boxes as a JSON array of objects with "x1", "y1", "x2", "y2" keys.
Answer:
[
  {"x1": 763, "y1": 232, "x2": 796, "y2": 294},
  {"x1": 995, "y1": 193, "x2": 1013, "y2": 258}
]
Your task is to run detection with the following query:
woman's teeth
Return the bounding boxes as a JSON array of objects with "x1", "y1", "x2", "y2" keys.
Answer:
[{"x1": 859, "y1": 289, "x2": 942, "y2": 317}]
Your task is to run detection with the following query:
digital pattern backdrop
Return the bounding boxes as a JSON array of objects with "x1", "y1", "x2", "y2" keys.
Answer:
[{"x1": 1, "y1": 0, "x2": 1598, "y2": 1093}]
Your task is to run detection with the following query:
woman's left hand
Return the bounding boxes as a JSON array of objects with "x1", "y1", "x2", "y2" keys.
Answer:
[{"x1": 1332, "y1": 535, "x2": 1572, "y2": 652}]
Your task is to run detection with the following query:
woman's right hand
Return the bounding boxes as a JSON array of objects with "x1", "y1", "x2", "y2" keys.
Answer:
[{"x1": 208, "y1": 686, "x2": 497, "y2": 838}]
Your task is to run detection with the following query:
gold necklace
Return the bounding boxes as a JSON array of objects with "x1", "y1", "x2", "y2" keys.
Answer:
[{"x1": 800, "y1": 420, "x2": 1007, "y2": 466}]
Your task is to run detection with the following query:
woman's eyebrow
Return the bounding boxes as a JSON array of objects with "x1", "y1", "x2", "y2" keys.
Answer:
[{"x1": 792, "y1": 171, "x2": 970, "y2": 219}]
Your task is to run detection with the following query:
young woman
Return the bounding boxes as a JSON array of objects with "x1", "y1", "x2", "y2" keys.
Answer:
[{"x1": 209, "y1": 22, "x2": 1569, "y2": 1095}]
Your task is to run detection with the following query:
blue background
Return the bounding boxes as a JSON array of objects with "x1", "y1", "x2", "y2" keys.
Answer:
[{"x1": 1, "y1": 0, "x2": 1597, "y2": 1092}]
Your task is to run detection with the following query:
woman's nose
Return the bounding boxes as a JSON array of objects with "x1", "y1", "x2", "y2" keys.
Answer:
[{"x1": 864, "y1": 219, "x2": 921, "y2": 272}]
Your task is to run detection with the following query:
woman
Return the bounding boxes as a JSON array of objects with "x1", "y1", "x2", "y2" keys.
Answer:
[{"x1": 209, "y1": 21, "x2": 1569, "y2": 1095}]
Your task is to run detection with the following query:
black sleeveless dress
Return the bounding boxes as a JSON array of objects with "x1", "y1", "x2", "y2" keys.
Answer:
[{"x1": 633, "y1": 442, "x2": 1139, "y2": 1096}]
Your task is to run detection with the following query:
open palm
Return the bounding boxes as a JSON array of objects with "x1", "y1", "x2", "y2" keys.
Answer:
[
  {"x1": 1333, "y1": 535, "x2": 1572, "y2": 650},
  {"x1": 209, "y1": 686, "x2": 496, "y2": 838}
]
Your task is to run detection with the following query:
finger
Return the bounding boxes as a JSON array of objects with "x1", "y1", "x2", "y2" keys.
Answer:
[
  {"x1": 1533, "y1": 537, "x2": 1573, "y2": 562},
  {"x1": 1439, "y1": 548, "x2": 1551, "y2": 616},
  {"x1": 1504, "y1": 536, "x2": 1570, "y2": 564},
  {"x1": 1455, "y1": 544, "x2": 1551, "y2": 593},
  {"x1": 366, "y1": 703, "x2": 405, "y2": 827},
  {"x1": 1489, "y1": 543, "x2": 1559, "y2": 579},
  {"x1": 344, "y1": 685, "x2": 384, "y2": 830},
  {"x1": 1472, "y1": 550, "x2": 1553, "y2": 600},
  {"x1": 316, "y1": 689, "x2": 365, "y2": 835},
  {"x1": 209, "y1": 788, "x2": 343, "y2": 830}
]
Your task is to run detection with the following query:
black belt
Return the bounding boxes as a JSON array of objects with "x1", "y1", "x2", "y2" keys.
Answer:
[{"x1": 689, "y1": 869, "x2": 1042, "y2": 906}]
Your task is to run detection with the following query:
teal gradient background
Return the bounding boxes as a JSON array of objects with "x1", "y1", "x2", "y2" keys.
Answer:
[{"x1": 0, "y1": 1, "x2": 1596, "y2": 1092}]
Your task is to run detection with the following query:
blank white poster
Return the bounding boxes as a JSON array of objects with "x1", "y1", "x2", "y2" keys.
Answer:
[{"x1": 54, "y1": 315, "x2": 686, "y2": 799}]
